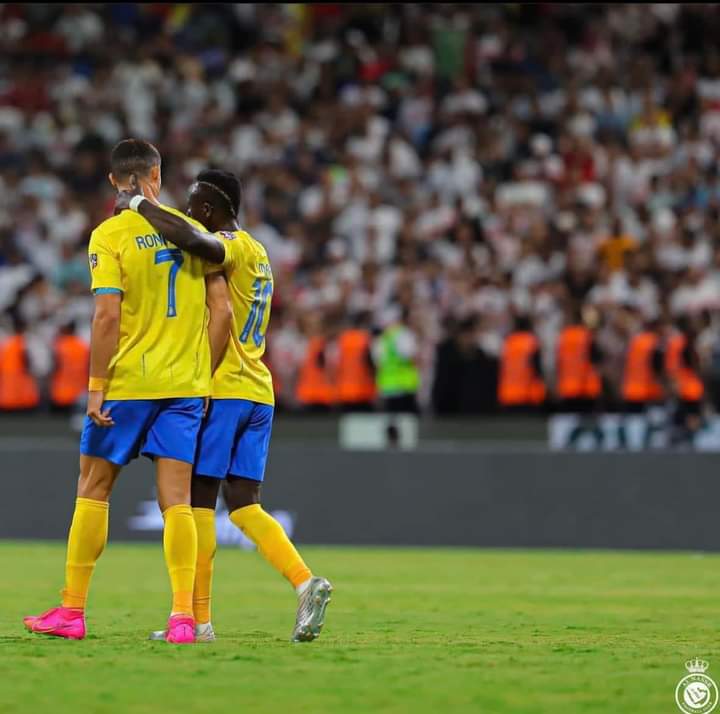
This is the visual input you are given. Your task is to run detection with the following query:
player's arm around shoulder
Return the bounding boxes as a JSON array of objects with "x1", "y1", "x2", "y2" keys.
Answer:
[{"x1": 114, "y1": 192, "x2": 225, "y2": 264}]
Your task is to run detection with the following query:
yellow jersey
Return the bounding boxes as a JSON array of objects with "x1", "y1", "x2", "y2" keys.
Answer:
[
  {"x1": 88, "y1": 206, "x2": 212, "y2": 400},
  {"x1": 212, "y1": 229, "x2": 275, "y2": 406}
]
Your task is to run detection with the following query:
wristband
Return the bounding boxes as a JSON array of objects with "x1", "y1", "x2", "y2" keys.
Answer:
[
  {"x1": 129, "y1": 195, "x2": 146, "y2": 212},
  {"x1": 88, "y1": 377, "x2": 108, "y2": 392}
]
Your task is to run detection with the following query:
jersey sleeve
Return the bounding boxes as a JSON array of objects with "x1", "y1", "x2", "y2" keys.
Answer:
[
  {"x1": 204, "y1": 257, "x2": 224, "y2": 276},
  {"x1": 200, "y1": 235, "x2": 229, "y2": 276},
  {"x1": 88, "y1": 227, "x2": 123, "y2": 294},
  {"x1": 218, "y1": 231, "x2": 240, "y2": 272}
]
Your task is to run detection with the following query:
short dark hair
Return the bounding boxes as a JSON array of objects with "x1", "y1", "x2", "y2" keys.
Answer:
[
  {"x1": 514, "y1": 314, "x2": 533, "y2": 332},
  {"x1": 110, "y1": 139, "x2": 161, "y2": 181},
  {"x1": 196, "y1": 169, "x2": 242, "y2": 216}
]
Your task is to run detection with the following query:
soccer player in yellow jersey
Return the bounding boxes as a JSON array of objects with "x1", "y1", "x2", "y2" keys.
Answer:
[
  {"x1": 24, "y1": 141, "x2": 232, "y2": 644},
  {"x1": 117, "y1": 169, "x2": 333, "y2": 643}
]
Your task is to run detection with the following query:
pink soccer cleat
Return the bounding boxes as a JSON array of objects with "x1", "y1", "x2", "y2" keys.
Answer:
[
  {"x1": 165, "y1": 614, "x2": 195, "y2": 644},
  {"x1": 25, "y1": 607, "x2": 86, "y2": 640}
]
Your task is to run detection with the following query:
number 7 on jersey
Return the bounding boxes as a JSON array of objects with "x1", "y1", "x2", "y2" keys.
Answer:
[{"x1": 155, "y1": 249, "x2": 184, "y2": 318}]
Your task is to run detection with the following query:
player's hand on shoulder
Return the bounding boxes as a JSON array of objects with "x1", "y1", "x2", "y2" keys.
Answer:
[
  {"x1": 113, "y1": 191, "x2": 134, "y2": 215},
  {"x1": 87, "y1": 390, "x2": 115, "y2": 427},
  {"x1": 113, "y1": 175, "x2": 143, "y2": 215},
  {"x1": 113, "y1": 189, "x2": 141, "y2": 215}
]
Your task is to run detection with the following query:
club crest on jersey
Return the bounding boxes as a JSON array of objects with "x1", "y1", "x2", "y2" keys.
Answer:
[{"x1": 89, "y1": 253, "x2": 98, "y2": 269}]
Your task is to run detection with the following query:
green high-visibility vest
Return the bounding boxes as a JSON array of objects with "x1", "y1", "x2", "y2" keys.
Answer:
[{"x1": 376, "y1": 326, "x2": 420, "y2": 396}]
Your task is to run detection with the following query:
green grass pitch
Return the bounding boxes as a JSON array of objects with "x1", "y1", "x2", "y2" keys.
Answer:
[{"x1": 1, "y1": 542, "x2": 718, "y2": 713}]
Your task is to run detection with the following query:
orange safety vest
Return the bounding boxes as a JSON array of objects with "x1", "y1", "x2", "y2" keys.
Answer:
[
  {"x1": 622, "y1": 331, "x2": 664, "y2": 402},
  {"x1": 498, "y1": 332, "x2": 546, "y2": 406},
  {"x1": 295, "y1": 336, "x2": 335, "y2": 406},
  {"x1": 336, "y1": 329, "x2": 376, "y2": 404},
  {"x1": 556, "y1": 325, "x2": 602, "y2": 400},
  {"x1": 0, "y1": 334, "x2": 40, "y2": 410},
  {"x1": 50, "y1": 334, "x2": 90, "y2": 407},
  {"x1": 665, "y1": 333, "x2": 704, "y2": 402}
]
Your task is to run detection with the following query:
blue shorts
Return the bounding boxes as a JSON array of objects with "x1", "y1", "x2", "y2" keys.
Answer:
[
  {"x1": 80, "y1": 398, "x2": 205, "y2": 466},
  {"x1": 195, "y1": 399, "x2": 274, "y2": 481}
]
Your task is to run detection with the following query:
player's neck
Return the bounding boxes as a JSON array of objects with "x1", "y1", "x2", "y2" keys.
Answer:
[
  {"x1": 216, "y1": 219, "x2": 239, "y2": 232},
  {"x1": 116, "y1": 183, "x2": 160, "y2": 205}
]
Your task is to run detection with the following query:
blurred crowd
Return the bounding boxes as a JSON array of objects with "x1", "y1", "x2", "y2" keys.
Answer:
[{"x1": 4, "y1": 3, "x2": 720, "y2": 415}]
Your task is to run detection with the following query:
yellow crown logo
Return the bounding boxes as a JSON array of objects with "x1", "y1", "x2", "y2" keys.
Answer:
[{"x1": 686, "y1": 659, "x2": 710, "y2": 674}]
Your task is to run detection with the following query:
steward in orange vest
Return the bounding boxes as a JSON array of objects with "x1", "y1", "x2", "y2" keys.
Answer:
[
  {"x1": 665, "y1": 331, "x2": 704, "y2": 403},
  {"x1": 621, "y1": 324, "x2": 664, "y2": 411},
  {"x1": 295, "y1": 333, "x2": 335, "y2": 411},
  {"x1": 0, "y1": 324, "x2": 40, "y2": 411},
  {"x1": 50, "y1": 322, "x2": 90, "y2": 409},
  {"x1": 665, "y1": 319, "x2": 704, "y2": 445},
  {"x1": 555, "y1": 306, "x2": 605, "y2": 448},
  {"x1": 555, "y1": 308, "x2": 603, "y2": 413},
  {"x1": 335, "y1": 315, "x2": 376, "y2": 411},
  {"x1": 555, "y1": 306, "x2": 603, "y2": 413},
  {"x1": 498, "y1": 318, "x2": 546, "y2": 410}
]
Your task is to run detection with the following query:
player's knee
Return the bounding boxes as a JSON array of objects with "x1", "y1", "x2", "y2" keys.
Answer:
[
  {"x1": 156, "y1": 458, "x2": 192, "y2": 511},
  {"x1": 191, "y1": 475, "x2": 220, "y2": 510},
  {"x1": 77, "y1": 459, "x2": 117, "y2": 501},
  {"x1": 157, "y1": 484, "x2": 190, "y2": 512},
  {"x1": 77, "y1": 476, "x2": 113, "y2": 501},
  {"x1": 156, "y1": 477, "x2": 190, "y2": 511},
  {"x1": 223, "y1": 476, "x2": 261, "y2": 513}
]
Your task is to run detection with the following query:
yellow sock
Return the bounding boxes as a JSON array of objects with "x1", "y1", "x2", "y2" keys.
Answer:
[
  {"x1": 62, "y1": 497, "x2": 109, "y2": 610},
  {"x1": 163, "y1": 504, "x2": 197, "y2": 616},
  {"x1": 192, "y1": 507, "x2": 216, "y2": 624},
  {"x1": 229, "y1": 504, "x2": 312, "y2": 589}
]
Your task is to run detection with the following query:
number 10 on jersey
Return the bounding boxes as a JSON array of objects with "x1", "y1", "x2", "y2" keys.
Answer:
[{"x1": 240, "y1": 278, "x2": 272, "y2": 347}]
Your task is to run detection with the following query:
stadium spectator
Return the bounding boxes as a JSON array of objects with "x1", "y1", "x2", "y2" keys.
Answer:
[
  {"x1": 431, "y1": 315, "x2": 498, "y2": 415},
  {"x1": 597, "y1": 218, "x2": 638, "y2": 273}
]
